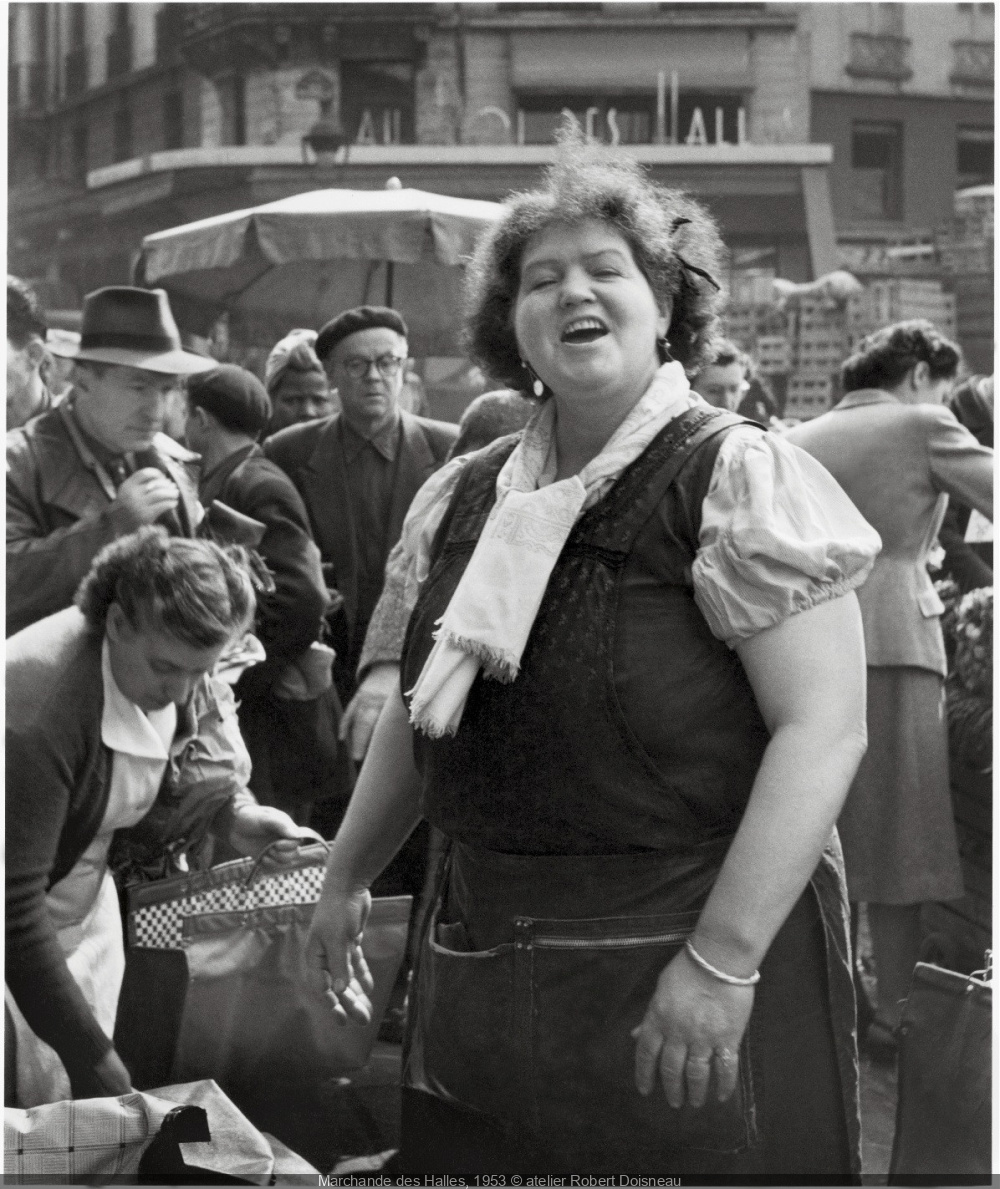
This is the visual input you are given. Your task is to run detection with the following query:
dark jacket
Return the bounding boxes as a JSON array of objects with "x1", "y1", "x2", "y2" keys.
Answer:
[
  {"x1": 264, "y1": 410, "x2": 456, "y2": 680},
  {"x1": 200, "y1": 443, "x2": 329, "y2": 698},
  {"x1": 939, "y1": 377, "x2": 994, "y2": 591},
  {"x1": 6, "y1": 404, "x2": 200, "y2": 637},
  {"x1": 5, "y1": 607, "x2": 251, "y2": 1093}
]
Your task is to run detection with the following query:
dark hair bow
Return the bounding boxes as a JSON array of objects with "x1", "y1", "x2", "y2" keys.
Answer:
[{"x1": 670, "y1": 217, "x2": 722, "y2": 292}]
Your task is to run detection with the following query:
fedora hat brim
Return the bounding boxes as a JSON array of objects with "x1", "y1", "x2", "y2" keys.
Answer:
[{"x1": 48, "y1": 341, "x2": 215, "y2": 375}]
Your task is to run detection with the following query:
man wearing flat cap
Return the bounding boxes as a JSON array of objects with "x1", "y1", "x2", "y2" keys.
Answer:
[
  {"x1": 7, "y1": 287, "x2": 215, "y2": 638},
  {"x1": 264, "y1": 306, "x2": 457, "y2": 709}
]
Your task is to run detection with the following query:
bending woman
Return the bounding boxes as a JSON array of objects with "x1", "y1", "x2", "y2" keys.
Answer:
[
  {"x1": 6, "y1": 528, "x2": 318, "y2": 1105},
  {"x1": 308, "y1": 141, "x2": 880, "y2": 1176}
]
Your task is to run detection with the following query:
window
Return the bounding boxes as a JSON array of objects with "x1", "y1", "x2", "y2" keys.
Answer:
[
  {"x1": 113, "y1": 103, "x2": 132, "y2": 162},
  {"x1": 957, "y1": 3, "x2": 994, "y2": 40},
  {"x1": 72, "y1": 121, "x2": 88, "y2": 181},
  {"x1": 68, "y1": 3, "x2": 85, "y2": 49},
  {"x1": 341, "y1": 61, "x2": 415, "y2": 145},
  {"x1": 957, "y1": 126, "x2": 994, "y2": 188},
  {"x1": 163, "y1": 89, "x2": 184, "y2": 150},
  {"x1": 851, "y1": 121, "x2": 902, "y2": 220},
  {"x1": 215, "y1": 74, "x2": 246, "y2": 145},
  {"x1": 869, "y1": 2, "x2": 904, "y2": 35},
  {"x1": 106, "y1": 4, "x2": 131, "y2": 79}
]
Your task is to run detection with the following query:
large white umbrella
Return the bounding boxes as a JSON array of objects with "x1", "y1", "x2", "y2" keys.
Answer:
[{"x1": 136, "y1": 182, "x2": 503, "y2": 356}]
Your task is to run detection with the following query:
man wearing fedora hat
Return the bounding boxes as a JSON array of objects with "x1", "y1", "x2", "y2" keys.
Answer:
[{"x1": 6, "y1": 286, "x2": 214, "y2": 638}]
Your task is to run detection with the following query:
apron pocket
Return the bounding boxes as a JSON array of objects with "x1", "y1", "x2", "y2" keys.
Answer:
[
  {"x1": 527, "y1": 911, "x2": 758, "y2": 1165},
  {"x1": 410, "y1": 909, "x2": 517, "y2": 1126}
]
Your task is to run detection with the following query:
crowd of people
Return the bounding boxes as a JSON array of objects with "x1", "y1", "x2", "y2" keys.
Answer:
[{"x1": 5, "y1": 134, "x2": 993, "y2": 1177}]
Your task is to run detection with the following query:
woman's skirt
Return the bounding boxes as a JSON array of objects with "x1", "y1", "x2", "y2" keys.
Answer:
[
  {"x1": 402, "y1": 842, "x2": 858, "y2": 1178},
  {"x1": 838, "y1": 665, "x2": 963, "y2": 904}
]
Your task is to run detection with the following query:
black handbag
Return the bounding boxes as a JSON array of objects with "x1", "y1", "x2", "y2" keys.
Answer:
[{"x1": 888, "y1": 955, "x2": 992, "y2": 1181}]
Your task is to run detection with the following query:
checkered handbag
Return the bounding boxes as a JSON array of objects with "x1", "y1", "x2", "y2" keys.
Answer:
[{"x1": 127, "y1": 842, "x2": 330, "y2": 951}]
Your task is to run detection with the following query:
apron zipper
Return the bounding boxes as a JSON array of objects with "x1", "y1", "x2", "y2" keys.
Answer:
[{"x1": 532, "y1": 929, "x2": 690, "y2": 950}]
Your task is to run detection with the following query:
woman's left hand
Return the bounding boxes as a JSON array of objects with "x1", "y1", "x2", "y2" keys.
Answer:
[
  {"x1": 226, "y1": 804, "x2": 323, "y2": 861},
  {"x1": 633, "y1": 946, "x2": 754, "y2": 1110}
]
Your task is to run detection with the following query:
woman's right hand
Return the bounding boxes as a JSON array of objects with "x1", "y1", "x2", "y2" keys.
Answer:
[
  {"x1": 633, "y1": 945, "x2": 754, "y2": 1110},
  {"x1": 305, "y1": 884, "x2": 375, "y2": 1026},
  {"x1": 72, "y1": 1049, "x2": 134, "y2": 1099}
]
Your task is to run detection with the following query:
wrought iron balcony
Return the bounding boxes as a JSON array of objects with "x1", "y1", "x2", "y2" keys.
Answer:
[
  {"x1": 950, "y1": 40, "x2": 994, "y2": 86},
  {"x1": 845, "y1": 32, "x2": 913, "y2": 82}
]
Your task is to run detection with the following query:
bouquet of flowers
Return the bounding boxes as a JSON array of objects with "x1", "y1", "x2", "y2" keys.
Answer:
[
  {"x1": 953, "y1": 587, "x2": 992, "y2": 698},
  {"x1": 939, "y1": 584, "x2": 993, "y2": 771}
]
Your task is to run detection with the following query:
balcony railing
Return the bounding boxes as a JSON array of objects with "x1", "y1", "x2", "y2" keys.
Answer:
[
  {"x1": 64, "y1": 48, "x2": 88, "y2": 98},
  {"x1": 845, "y1": 32, "x2": 913, "y2": 82},
  {"x1": 106, "y1": 28, "x2": 131, "y2": 80},
  {"x1": 950, "y1": 40, "x2": 994, "y2": 86}
]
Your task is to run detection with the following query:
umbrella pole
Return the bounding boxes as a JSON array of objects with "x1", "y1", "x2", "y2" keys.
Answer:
[{"x1": 385, "y1": 261, "x2": 394, "y2": 308}]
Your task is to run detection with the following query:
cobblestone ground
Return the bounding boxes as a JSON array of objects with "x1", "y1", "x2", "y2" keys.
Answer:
[
  {"x1": 860, "y1": 1052, "x2": 899, "y2": 1183},
  {"x1": 856, "y1": 904, "x2": 899, "y2": 1183}
]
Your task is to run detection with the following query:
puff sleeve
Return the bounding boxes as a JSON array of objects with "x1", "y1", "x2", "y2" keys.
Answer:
[{"x1": 692, "y1": 428, "x2": 882, "y2": 645}]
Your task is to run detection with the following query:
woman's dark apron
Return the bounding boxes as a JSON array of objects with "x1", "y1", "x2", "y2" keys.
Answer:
[{"x1": 399, "y1": 408, "x2": 861, "y2": 1177}]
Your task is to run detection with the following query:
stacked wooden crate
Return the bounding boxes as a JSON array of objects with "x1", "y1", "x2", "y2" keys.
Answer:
[
  {"x1": 938, "y1": 186, "x2": 995, "y2": 374},
  {"x1": 783, "y1": 296, "x2": 845, "y2": 420},
  {"x1": 722, "y1": 272, "x2": 959, "y2": 422},
  {"x1": 846, "y1": 279, "x2": 958, "y2": 352},
  {"x1": 936, "y1": 185, "x2": 994, "y2": 276}
]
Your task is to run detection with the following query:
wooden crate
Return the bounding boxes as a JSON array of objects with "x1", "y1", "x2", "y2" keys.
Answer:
[
  {"x1": 784, "y1": 371, "x2": 833, "y2": 420},
  {"x1": 755, "y1": 334, "x2": 792, "y2": 375}
]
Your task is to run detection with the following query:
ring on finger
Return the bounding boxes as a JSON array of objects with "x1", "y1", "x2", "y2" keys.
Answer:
[
  {"x1": 714, "y1": 1048, "x2": 738, "y2": 1065},
  {"x1": 685, "y1": 1054, "x2": 712, "y2": 1067}
]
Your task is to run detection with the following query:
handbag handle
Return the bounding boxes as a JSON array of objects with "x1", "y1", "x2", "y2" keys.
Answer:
[
  {"x1": 970, "y1": 949, "x2": 992, "y2": 985},
  {"x1": 243, "y1": 837, "x2": 331, "y2": 889}
]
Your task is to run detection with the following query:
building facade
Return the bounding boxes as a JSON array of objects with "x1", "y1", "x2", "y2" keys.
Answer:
[
  {"x1": 802, "y1": 3, "x2": 993, "y2": 241},
  {"x1": 7, "y1": 2, "x2": 993, "y2": 368}
]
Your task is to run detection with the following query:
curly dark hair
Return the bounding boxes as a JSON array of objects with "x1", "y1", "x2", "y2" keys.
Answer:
[
  {"x1": 464, "y1": 133, "x2": 725, "y2": 394},
  {"x1": 842, "y1": 319, "x2": 963, "y2": 393},
  {"x1": 75, "y1": 527, "x2": 256, "y2": 648},
  {"x1": 7, "y1": 275, "x2": 47, "y2": 349}
]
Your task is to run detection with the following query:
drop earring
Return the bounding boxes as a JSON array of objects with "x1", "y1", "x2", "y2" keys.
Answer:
[
  {"x1": 657, "y1": 336, "x2": 674, "y2": 364},
  {"x1": 521, "y1": 359, "x2": 546, "y2": 398}
]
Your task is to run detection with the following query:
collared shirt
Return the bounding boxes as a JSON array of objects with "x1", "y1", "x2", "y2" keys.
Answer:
[
  {"x1": 45, "y1": 640, "x2": 177, "y2": 931},
  {"x1": 339, "y1": 413, "x2": 403, "y2": 649}
]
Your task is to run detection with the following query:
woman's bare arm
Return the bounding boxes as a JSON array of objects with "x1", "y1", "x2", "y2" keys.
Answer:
[{"x1": 634, "y1": 592, "x2": 868, "y2": 1108}]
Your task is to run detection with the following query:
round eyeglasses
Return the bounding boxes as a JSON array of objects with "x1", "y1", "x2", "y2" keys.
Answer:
[{"x1": 339, "y1": 354, "x2": 407, "y2": 380}]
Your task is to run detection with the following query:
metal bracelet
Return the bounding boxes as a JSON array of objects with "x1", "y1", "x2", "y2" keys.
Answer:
[{"x1": 684, "y1": 938, "x2": 761, "y2": 986}]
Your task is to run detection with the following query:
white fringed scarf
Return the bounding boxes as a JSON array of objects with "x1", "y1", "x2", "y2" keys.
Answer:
[{"x1": 407, "y1": 361, "x2": 694, "y2": 737}]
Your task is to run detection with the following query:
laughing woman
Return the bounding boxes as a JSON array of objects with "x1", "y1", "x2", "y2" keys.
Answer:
[{"x1": 308, "y1": 140, "x2": 880, "y2": 1176}]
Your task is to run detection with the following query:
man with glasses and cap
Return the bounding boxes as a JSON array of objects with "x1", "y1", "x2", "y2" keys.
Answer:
[
  {"x1": 264, "y1": 306, "x2": 457, "y2": 712},
  {"x1": 6, "y1": 286, "x2": 214, "y2": 638}
]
